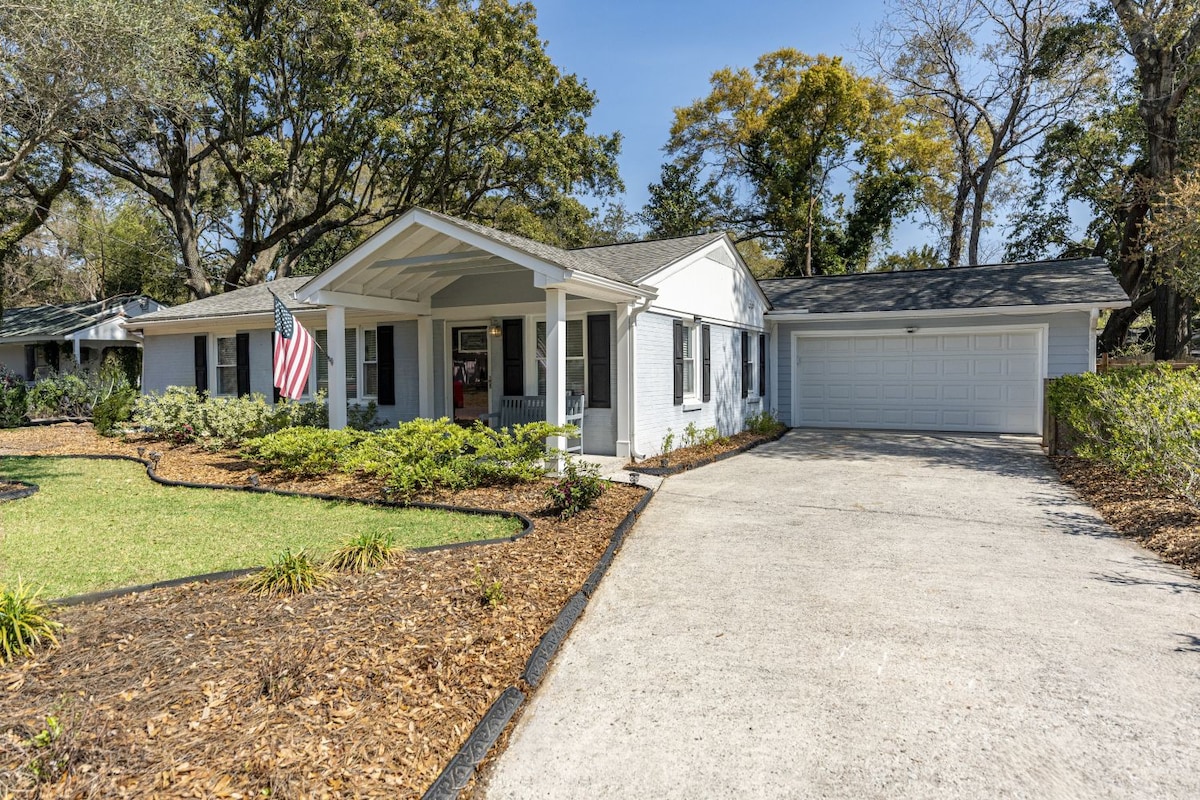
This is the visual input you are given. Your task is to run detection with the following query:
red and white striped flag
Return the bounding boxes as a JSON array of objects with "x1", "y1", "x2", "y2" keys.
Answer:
[{"x1": 273, "y1": 294, "x2": 315, "y2": 400}]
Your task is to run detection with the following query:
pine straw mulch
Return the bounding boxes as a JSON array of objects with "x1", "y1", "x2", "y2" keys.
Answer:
[
  {"x1": 627, "y1": 426, "x2": 786, "y2": 473},
  {"x1": 0, "y1": 424, "x2": 647, "y2": 799},
  {"x1": 1053, "y1": 455, "x2": 1200, "y2": 579}
]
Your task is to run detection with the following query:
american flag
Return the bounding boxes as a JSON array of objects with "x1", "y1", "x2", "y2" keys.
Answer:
[{"x1": 273, "y1": 294, "x2": 315, "y2": 400}]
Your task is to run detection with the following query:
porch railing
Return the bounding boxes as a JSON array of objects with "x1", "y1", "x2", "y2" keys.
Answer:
[{"x1": 484, "y1": 395, "x2": 584, "y2": 453}]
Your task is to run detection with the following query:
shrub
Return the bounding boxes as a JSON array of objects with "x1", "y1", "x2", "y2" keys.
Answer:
[
  {"x1": 472, "y1": 565, "x2": 505, "y2": 607},
  {"x1": 243, "y1": 427, "x2": 367, "y2": 477},
  {"x1": 93, "y1": 387, "x2": 137, "y2": 436},
  {"x1": 136, "y1": 387, "x2": 329, "y2": 448},
  {"x1": 745, "y1": 410, "x2": 784, "y2": 436},
  {"x1": 347, "y1": 401, "x2": 382, "y2": 431},
  {"x1": 0, "y1": 366, "x2": 27, "y2": 428},
  {"x1": 544, "y1": 458, "x2": 606, "y2": 519},
  {"x1": 243, "y1": 549, "x2": 331, "y2": 596},
  {"x1": 26, "y1": 373, "x2": 92, "y2": 418},
  {"x1": 1048, "y1": 365, "x2": 1200, "y2": 502},
  {"x1": 0, "y1": 581, "x2": 62, "y2": 662},
  {"x1": 327, "y1": 530, "x2": 396, "y2": 573},
  {"x1": 340, "y1": 418, "x2": 570, "y2": 498}
]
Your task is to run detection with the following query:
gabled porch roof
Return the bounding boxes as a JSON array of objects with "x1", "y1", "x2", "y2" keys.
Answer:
[{"x1": 295, "y1": 208, "x2": 656, "y2": 312}]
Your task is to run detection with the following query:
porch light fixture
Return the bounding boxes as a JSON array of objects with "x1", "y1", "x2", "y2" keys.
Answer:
[{"x1": 488, "y1": 319, "x2": 503, "y2": 338}]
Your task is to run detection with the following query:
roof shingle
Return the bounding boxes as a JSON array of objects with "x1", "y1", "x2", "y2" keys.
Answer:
[
  {"x1": 759, "y1": 258, "x2": 1130, "y2": 313},
  {"x1": 1, "y1": 296, "x2": 152, "y2": 338},
  {"x1": 132, "y1": 277, "x2": 314, "y2": 324}
]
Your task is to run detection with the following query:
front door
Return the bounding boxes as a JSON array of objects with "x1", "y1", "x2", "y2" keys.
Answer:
[{"x1": 452, "y1": 325, "x2": 489, "y2": 422}]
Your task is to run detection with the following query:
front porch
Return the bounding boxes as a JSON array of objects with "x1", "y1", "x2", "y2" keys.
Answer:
[{"x1": 294, "y1": 209, "x2": 652, "y2": 458}]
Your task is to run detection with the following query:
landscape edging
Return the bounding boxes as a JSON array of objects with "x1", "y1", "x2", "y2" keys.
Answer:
[
  {"x1": 23, "y1": 452, "x2": 532, "y2": 606},
  {"x1": 421, "y1": 479, "x2": 656, "y2": 799},
  {"x1": 626, "y1": 426, "x2": 789, "y2": 476},
  {"x1": 0, "y1": 479, "x2": 38, "y2": 502}
]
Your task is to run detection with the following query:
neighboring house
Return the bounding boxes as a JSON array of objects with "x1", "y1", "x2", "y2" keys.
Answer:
[
  {"x1": 128, "y1": 208, "x2": 1128, "y2": 455},
  {"x1": 0, "y1": 296, "x2": 166, "y2": 381}
]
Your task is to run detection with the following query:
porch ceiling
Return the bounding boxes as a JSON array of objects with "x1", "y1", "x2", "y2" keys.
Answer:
[{"x1": 295, "y1": 210, "x2": 650, "y2": 314}]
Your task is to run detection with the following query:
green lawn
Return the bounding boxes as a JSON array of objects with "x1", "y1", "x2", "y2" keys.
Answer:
[{"x1": 0, "y1": 457, "x2": 520, "y2": 598}]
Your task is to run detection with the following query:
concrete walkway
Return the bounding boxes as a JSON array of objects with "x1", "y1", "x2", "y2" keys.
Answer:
[{"x1": 484, "y1": 430, "x2": 1200, "y2": 799}]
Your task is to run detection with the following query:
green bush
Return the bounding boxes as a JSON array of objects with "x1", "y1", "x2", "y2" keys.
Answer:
[
  {"x1": 544, "y1": 458, "x2": 606, "y2": 519},
  {"x1": 243, "y1": 549, "x2": 331, "y2": 596},
  {"x1": 340, "y1": 418, "x2": 570, "y2": 498},
  {"x1": 745, "y1": 410, "x2": 785, "y2": 436},
  {"x1": 243, "y1": 427, "x2": 368, "y2": 477},
  {"x1": 93, "y1": 387, "x2": 137, "y2": 436},
  {"x1": 0, "y1": 366, "x2": 27, "y2": 428},
  {"x1": 136, "y1": 387, "x2": 328, "y2": 448},
  {"x1": 1048, "y1": 365, "x2": 1200, "y2": 502},
  {"x1": 26, "y1": 373, "x2": 92, "y2": 418},
  {"x1": 0, "y1": 581, "x2": 62, "y2": 662},
  {"x1": 327, "y1": 530, "x2": 396, "y2": 573}
]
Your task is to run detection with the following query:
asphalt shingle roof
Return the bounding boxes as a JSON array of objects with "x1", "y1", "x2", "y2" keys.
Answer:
[
  {"x1": 132, "y1": 277, "x2": 315, "y2": 324},
  {"x1": 572, "y1": 232, "x2": 727, "y2": 284},
  {"x1": 1, "y1": 296, "x2": 148, "y2": 338},
  {"x1": 759, "y1": 258, "x2": 1130, "y2": 313}
]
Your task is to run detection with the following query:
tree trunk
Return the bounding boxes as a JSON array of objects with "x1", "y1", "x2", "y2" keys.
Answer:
[
  {"x1": 1152, "y1": 283, "x2": 1192, "y2": 360},
  {"x1": 1098, "y1": 288, "x2": 1155, "y2": 353},
  {"x1": 946, "y1": 171, "x2": 971, "y2": 267}
]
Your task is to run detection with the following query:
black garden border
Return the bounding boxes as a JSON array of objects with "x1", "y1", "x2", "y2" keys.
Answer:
[
  {"x1": 627, "y1": 425, "x2": 789, "y2": 477},
  {"x1": 0, "y1": 479, "x2": 38, "y2": 502},
  {"x1": 1, "y1": 453, "x2": 532, "y2": 606},
  {"x1": 420, "y1": 481, "x2": 655, "y2": 800}
]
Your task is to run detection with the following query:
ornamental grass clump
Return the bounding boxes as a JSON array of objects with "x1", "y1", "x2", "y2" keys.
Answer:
[
  {"x1": 327, "y1": 530, "x2": 397, "y2": 574},
  {"x1": 0, "y1": 581, "x2": 62, "y2": 662},
  {"x1": 244, "y1": 549, "x2": 331, "y2": 596}
]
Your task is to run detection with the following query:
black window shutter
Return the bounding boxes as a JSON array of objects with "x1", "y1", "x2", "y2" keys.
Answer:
[
  {"x1": 586, "y1": 314, "x2": 611, "y2": 408},
  {"x1": 758, "y1": 333, "x2": 767, "y2": 397},
  {"x1": 235, "y1": 332, "x2": 251, "y2": 397},
  {"x1": 23, "y1": 345, "x2": 35, "y2": 381},
  {"x1": 701, "y1": 325, "x2": 711, "y2": 402},
  {"x1": 377, "y1": 325, "x2": 395, "y2": 406},
  {"x1": 740, "y1": 331, "x2": 750, "y2": 398},
  {"x1": 44, "y1": 343, "x2": 58, "y2": 373},
  {"x1": 672, "y1": 319, "x2": 684, "y2": 406},
  {"x1": 193, "y1": 335, "x2": 208, "y2": 395},
  {"x1": 502, "y1": 318, "x2": 524, "y2": 396}
]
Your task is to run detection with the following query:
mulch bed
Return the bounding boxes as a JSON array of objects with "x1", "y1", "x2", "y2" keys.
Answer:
[
  {"x1": 1053, "y1": 455, "x2": 1200, "y2": 579},
  {"x1": 0, "y1": 424, "x2": 646, "y2": 799},
  {"x1": 627, "y1": 427, "x2": 786, "y2": 475}
]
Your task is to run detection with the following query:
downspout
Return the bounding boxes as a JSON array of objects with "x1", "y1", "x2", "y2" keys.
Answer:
[{"x1": 627, "y1": 297, "x2": 651, "y2": 460}]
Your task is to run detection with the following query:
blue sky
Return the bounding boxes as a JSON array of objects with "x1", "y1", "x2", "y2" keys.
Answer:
[{"x1": 533, "y1": 0, "x2": 891, "y2": 215}]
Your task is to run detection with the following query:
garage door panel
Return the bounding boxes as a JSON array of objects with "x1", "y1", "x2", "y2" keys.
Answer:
[{"x1": 795, "y1": 331, "x2": 1041, "y2": 434}]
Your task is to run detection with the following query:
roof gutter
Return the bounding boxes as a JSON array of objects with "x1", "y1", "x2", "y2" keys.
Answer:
[{"x1": 764, "y1": 300, "x2": 1130, "y2": 322}]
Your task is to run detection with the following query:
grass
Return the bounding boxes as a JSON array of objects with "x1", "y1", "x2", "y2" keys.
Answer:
[{"x1": 0, "y1": 457, "x2": 520, "y2": 598}]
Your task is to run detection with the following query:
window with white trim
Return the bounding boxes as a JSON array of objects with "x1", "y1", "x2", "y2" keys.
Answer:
[
  {"x1": 362, "y1": 328, "x2": 378, "y2": 399},
  {"x1": 536, "y1": 319, "x2": 586, "y2": 396},
  {"x1": 681, "y1": 321, "x2": 697, "y2": 399},
  {"x1": 216, "y1": 335, "x2": 238, "y2": 395},
  {"x1": 314, "y1": 328, "x2": 359, "y2": 400}
]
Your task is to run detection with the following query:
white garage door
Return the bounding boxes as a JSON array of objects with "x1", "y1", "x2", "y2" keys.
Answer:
[{"x1": 794, "y1": 330, "x2": 1042, "y2": 434}]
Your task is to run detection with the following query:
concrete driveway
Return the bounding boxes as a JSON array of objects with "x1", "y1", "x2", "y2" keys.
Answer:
[{"x1": 483, "y1": 430, "x2": 1200, "y2": 799}]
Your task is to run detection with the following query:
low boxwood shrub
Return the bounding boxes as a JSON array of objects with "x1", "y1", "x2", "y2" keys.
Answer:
[
  {"x1": 26, "y1": 373, "x2": 92, "y2": 418},
  {"x1": 1048, "y1": 364, "x2": 1200, "y2": 502},
  {"x1": 0, "y1": 581, "x2": 62, "y2": 662},
  {"x1": 0, "y1": 366, "x2": 27, "y2": 428},
  {"x1": 544, "y1": 458, "x2": 605, "y2": 519},
  {"x1": 243, "y1": 427, "x2": 368, "y2": 477},
  {"x1": 745, "y1": 410, "x2": 785, "y2": 436}
]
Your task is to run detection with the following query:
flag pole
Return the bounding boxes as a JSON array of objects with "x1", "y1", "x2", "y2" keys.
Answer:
[{"x1": 269, "y1": 287, "x2": 333, "y2": 364}]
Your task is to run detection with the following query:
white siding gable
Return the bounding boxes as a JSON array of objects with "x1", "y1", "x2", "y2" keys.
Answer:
[{"x1": 645, "y1": 241, "x2": 765, "y2": 329}]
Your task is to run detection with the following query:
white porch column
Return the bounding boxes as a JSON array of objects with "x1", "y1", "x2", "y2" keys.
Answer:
[
  {"x1": 615, "y1": 303, "x2": 632, "y2": 460},
  {"x1": 72, "y1": 339, "x2": 81, "y2": 366},
  {"x1": 545, "y1": 288, "x2": 567, "y2": 465},
  {"x1": 417, "y1": 315, "x2": 434, "y2": 417},
  {"x1": 326, "y1": 305, "x2": 347, "y2": 429}
]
